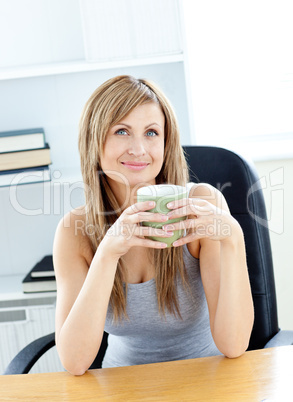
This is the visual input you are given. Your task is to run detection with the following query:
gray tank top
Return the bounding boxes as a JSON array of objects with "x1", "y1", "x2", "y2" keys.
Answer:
[{"x1": 102, "y1": 244, "x2": 221, "y2": 368}]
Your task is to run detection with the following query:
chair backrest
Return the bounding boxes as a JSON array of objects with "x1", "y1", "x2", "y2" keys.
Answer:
[{"x1": 183, "y1": 145, "x2": 279, "y2": 349}]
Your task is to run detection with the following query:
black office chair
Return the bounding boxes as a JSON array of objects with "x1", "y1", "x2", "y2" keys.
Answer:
[
  {"x1": 3, "y1": 331, "x2": 109, "y2": 375},
  {"x1": 4, "y1": 146, "x2": 293, "y2": 375},
  {"x1": 183, "y1": 146, "x2": 293, "y2": 350}
]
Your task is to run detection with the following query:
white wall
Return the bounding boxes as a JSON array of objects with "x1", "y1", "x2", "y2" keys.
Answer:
[
  {"x1": 182, "y1": 0, "x2": 293, "y2": 159},
  {"x1": 0, "y1": 0, "x2": 84, "y2": 67},
  {"x1": 254, "y1": 159, "x2": 293, "y2": 331},
  {"x1": 182, "y1": 0, "x2": 293, "y2": 332}
]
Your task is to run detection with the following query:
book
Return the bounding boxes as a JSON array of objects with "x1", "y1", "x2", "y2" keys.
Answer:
[
  {"x1": 22, "y1": 255, "x2": 56, "y2": 293},
  {"x1": 22, "y1": 275, "x2": 56, "y2": 293},
  {"x1": 0, "y1": 128, "x2": 45, "y2": 153},
  {"x1": 0, "y1": 143, "x2": 51, "y2": 171},
  {"x1": 30, "y1": 255, "x2": 54, "y2": 278},
  {"x1": 0, "y1": 166, "x2": 51, "y2": 187}
]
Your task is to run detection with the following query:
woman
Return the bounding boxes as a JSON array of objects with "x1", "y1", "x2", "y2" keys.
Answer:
[{"x1": 53, "y1": 75, "x2": 254, "y2": 375}]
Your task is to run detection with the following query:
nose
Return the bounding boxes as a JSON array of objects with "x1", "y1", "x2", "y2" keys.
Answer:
[{"x1": 127, "y1": 137, "x2": 146, "y2": 157}]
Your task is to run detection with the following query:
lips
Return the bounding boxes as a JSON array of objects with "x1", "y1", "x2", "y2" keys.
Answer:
[{"x1": 121, "y1": 161, "x2": 150, "y2": 171}]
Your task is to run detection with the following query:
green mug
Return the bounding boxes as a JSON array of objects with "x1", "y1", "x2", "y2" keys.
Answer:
[{"x1": 136, "y1": 184, "x2": 188, "y2": 247}]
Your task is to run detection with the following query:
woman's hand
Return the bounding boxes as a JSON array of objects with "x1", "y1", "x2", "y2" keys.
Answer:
[
  {"x1": 162, "y1": 197, "x2": 239, "y2": 247},
  {"x1": 100, "y1": 201, "x2": 173, "y2": 259}
]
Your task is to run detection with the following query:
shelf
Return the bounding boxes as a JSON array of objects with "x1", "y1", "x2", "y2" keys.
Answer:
[
  {"x1": 0, "y1": 166, "x2": 83, "y2": 191},
  {"x1": 0, "y1": 53, "x2": 184, "y2": 81},
  {"x1": 0, "y1": 275, "x2": 56, "y2": 301}
]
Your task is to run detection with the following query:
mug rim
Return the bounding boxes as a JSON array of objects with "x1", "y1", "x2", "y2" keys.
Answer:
[{"x1": 137, "y1": 184, "x2": 187, "y2": 197}]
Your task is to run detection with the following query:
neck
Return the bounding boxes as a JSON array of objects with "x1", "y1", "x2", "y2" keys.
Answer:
[{"x1": 106, "y1": 178, "x2": 156, "y2": 210}]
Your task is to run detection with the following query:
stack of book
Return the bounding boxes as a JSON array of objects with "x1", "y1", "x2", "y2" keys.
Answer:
[
  {"x1": 22, "y1": 255, "x2": 56, "y2": 293},
  {"x1": 0, "y1": 128, "x2": 52, "y2": 187}
]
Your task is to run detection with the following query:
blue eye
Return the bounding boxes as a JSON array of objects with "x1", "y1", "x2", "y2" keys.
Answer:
[
  {"x1": 146, "y1": 130, "x2": 158, "y2": 137},
  {"x1": 116, "y1": 129, "x2": 127, "y2": 136}
]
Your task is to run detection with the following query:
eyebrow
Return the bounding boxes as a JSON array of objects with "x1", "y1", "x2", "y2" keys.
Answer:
[{"x1": 114, "y1": 122, "x2": 162, "y2": 129}]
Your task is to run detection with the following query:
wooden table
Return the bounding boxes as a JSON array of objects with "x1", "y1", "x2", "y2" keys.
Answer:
[{"x1": 1, "y1": 346, "x2": 292, "y2": 401}]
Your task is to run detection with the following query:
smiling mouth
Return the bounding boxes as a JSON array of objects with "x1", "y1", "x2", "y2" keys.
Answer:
[{"x1": 121, "y1": 162, "x2": 150, "y2": 171}]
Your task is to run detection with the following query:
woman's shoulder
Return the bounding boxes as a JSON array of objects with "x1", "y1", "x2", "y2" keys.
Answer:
[
  {"x1": 54, "y1": 205, "x2": 93, "y2": 265},
  {"x1": 60, "y1": 205, "x2": 87, "y2": 231},
  {"x1": 188, "y1": 182, "x2": 218, "y2": 198},
  {"x1": 187, "y1": 182, "x2": 229, "y2": 210}
]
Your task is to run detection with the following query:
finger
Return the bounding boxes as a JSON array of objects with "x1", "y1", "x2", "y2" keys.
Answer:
[
  {"x1": 162, "y1": 218, "x2": 197, "y2": 232},
  {"x1": 167, "y1": 202, "x2": 212, "y2": 218},
  {"x1": 135, "y1": 226, "x2": 174, "y2": 238},
  {"x1": 132, "y1": 237, "x2": 168, "y2": 249},
  {"x1": 172, "y1": 232, "x2": 200, "y2": 247},
  {"x1": 125, "y1": 201, "x2": 156, "y2": 215},
  {"x1": 137, "y1": 212, "x2": 170, "y2": 223},
  {"x1": 172, "y1": 218, "x2": 226, "y2": 246},
  {"x1": 124, "y1": 211, "x2": 169, "y2": 224},
  {"x1": 166, "y1": 197, "x2": 206, "y2": 210}
]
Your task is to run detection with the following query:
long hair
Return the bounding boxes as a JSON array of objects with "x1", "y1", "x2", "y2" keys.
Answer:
[{"x1": 78, "y1": 75, "x2": 189, "y2": 321}]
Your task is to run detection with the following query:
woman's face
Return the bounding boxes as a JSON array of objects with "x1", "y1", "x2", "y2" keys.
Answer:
[{"x1": 101, "y1": 102, "x2": 165, "y2": 192}]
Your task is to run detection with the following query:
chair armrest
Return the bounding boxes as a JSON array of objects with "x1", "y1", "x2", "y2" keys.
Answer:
[
  {"x1": 264, "y1": 330, "x2": 293, "y2": 348},
  {"x1": 3, "y1": 332, "x2": 55, "y2": 375}
]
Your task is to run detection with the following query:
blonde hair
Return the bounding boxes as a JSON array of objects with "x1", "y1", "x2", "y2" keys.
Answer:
[{"x1": 78, "y1": 75, "x2": 189, "y2": 320}]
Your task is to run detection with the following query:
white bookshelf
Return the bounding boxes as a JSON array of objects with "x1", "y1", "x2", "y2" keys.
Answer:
[{"x1": 0, "y1": 54, "x2": 184, "y2": 81}]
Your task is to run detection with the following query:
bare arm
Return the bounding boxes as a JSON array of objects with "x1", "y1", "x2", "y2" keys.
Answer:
[
  {"x1": 163, "y1": 184, "x2": 254, "y2": 358},
  {"x1": 54, "y1": 202, "x2": 171, "y2": 375},
  {"x1": 199, "y1": 220, "x2": 254, "y2": 358},
  {"x1": 54, "y1": 211, "x2": 119, "y2": 376}
]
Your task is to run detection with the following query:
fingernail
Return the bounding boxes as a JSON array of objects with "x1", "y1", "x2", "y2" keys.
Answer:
[
  {"x1": 161, "y1": 215, "x2": 169, "y2": 221},
  {"x1": 167, "y1": 202, "x2": 174, "y2": 208},
  {"x1": 149, "y1": 201, "x2": 155, "y2": 207},
  {"x1": 163, "y1": 225, "x2": 174, "y2": 231},
  {"x1": 160, "y1": 243, "x2": 167, "y2": 248}
]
